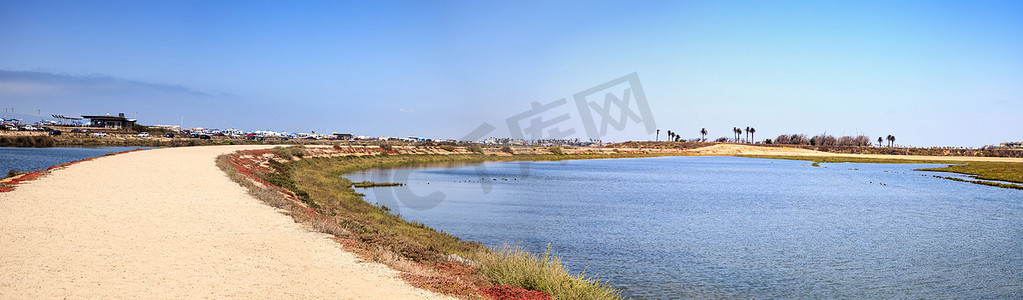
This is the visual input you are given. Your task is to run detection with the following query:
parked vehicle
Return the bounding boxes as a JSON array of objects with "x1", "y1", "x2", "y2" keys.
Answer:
[
  {"x1": 164, "y1": 133, "x2": 175, "y2": 138},
  {"x1": 92, "y1": 132, "x2": 107, "y2": 137},
  {"x1": 71, "y1": 128, "x2": 82, "y2": 133},
  {"x1": 190, "y1": 133, "x2": 200, "y2": 138},
  {"x1": 138, "y1": 132, "x2": 150, "y2": 137},
  {"x1": 199, "y1": 135, "x2": 211, "y2": 140},
  {"x1": 49, "y1": 130, "x2": 62, "y2": 136}
]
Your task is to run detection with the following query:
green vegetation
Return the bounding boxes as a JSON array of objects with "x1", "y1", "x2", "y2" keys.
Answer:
[
  {"x1": 547, "y1": 146, "x2": 564, "y2": 155},
  {"x1": 0, "y1": 136, "x2": 56, "y2": 147},
  {"x1": 917, "y1": 161, "x2": 1023, "y2": 184},
  {"x1": 473, "y1": 245, "x2": 622, "y2": 300},
  {"x1": 5, "y1": 169, "x2": 25, "y2": 179},
  {"x1": 501, "y1": 146, "x2": 514, "y2": 154},
  {"x1": 467, "y1": 145, "x2": 484, "y2": 153},
  {"x1": 931, "y1": 175, "x2": 1023, "y2": 190},
  {"x1": 270, "y1": 145, "x2": 307, "y2": 160}
]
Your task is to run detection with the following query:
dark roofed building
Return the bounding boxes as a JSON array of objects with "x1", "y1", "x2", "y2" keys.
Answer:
[{"x1": 82, "y1": 113, "x2": 136, "y2": 129}]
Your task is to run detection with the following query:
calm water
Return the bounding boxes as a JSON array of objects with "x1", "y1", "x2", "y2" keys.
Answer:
[
  {"x1": 0, "y1": 147, "x2": 150, "y2": 174},
  {"x1": 347, "y1": 156, "x2": 1023, "y2": 299}
]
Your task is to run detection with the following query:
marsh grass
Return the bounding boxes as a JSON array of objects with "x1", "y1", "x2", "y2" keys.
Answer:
[
  {"x1": 931, "y1": 175, "x2": 1023, "y2": 190},
  {"x1": 473, "y1": 244, "x2": 622, "y2": 300},
  {"x1": 917, "y1": 161, "x2": 1023, "y2": 184},
  {"x1": 271, "y1": 145, "x2": 307, "y2": 160},
  {"x1": 4, "y1": 169, "x2": 25, "y2": 179},
  {"x1": 0, "y1": 136, "x2": 56, "y2": 147}
]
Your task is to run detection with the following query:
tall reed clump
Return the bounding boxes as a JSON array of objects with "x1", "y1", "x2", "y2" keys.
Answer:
[
  {"x1": 473, "y1": 244, "x2": 622, "y2": 300},
  {"x1": 271, "y1": 145, "x2": 307, "y2": 160}
]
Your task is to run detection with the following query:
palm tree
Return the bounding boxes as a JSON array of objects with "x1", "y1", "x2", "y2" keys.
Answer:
[
  {"x1": 732, "y1": 127, "x2": 738, "y2": 142},
  {"x1": 890, "y1": 135, "x2": 896, "y2": 147},
  {"x1": 878, "y1": 137, "x2": 883, "y2": 147},
  {"x1": 700, "y1": 128, "x2": 708, "y2": 142},
  {"x1": 886, "y1": 135, "x2": 895, "y2": 147},
  {"x1": 749, "y1": 127, "x2": 756, "y2": 144}
]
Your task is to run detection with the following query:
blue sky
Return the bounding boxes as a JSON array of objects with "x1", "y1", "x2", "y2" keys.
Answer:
[{"x1": 1, "y1": 0, "x2": 1021, "y2": 146}]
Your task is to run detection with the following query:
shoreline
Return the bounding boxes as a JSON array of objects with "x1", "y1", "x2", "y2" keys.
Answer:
[
  {"x1": 216, "y1": 144, "x2": 1023, "y2": 299},
  {"x1": 3, "y1": 143, "x2": 1018, "y2": 298}
]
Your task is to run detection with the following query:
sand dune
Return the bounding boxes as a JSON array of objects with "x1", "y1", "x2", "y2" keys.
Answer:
[{"x1": 0, "y1": 145, "x2": 452, "y2": 299}]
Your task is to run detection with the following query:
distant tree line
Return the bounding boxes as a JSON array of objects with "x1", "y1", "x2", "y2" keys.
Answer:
[
  {"x1": 772, "y1": 134, "x2": 882, "y2": 147},
  {"x1": 656, "y1": 127, "x2": 898, "y2": 148}
]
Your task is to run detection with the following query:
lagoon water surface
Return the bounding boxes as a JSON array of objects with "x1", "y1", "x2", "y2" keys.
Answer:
[
  {"x1": 0, "y1": 147, "x2": 149, "y2": 174},
  {"x1": 346, "y1": 156, "x2": 1023, "y2": 299}
]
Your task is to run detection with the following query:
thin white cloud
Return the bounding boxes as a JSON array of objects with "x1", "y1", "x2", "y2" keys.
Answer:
[
  {"x1": 398, "y1": 108, "x2": 415, "y2": 113},
  {"x1": 0, "y1": 69, "x2": 212, "y2": 96}
]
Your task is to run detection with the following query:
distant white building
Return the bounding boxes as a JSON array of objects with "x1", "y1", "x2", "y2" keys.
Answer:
[{"x1": 223, "y1": 128, "x2": 244, "y2": 137}]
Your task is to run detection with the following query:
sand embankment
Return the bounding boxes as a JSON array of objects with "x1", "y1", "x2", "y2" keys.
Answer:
[
  {"x1": 0, "y1": 145, "x2": 452, "y2": 299},
  {"x1": 686, "y1": 144, "x2": 1023, "y2": 163}
]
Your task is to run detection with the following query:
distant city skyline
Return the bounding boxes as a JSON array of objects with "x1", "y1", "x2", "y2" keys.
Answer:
[{"x1": 2, "y1": 1, "x2": 1021, "y2": 146}]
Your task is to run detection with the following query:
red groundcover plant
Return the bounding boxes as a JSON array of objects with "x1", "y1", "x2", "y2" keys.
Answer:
[{"x1": 478, "y1": 286, "x2": 552, "y2": 300}]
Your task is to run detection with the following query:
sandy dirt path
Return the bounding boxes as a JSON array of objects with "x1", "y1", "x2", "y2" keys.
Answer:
[
  {"x1": 0, "y1": 145, "x2": 453, "y2": 299},
  {"x1": 686, "y1": 144, "x2": 1023, "y2": 163}
]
